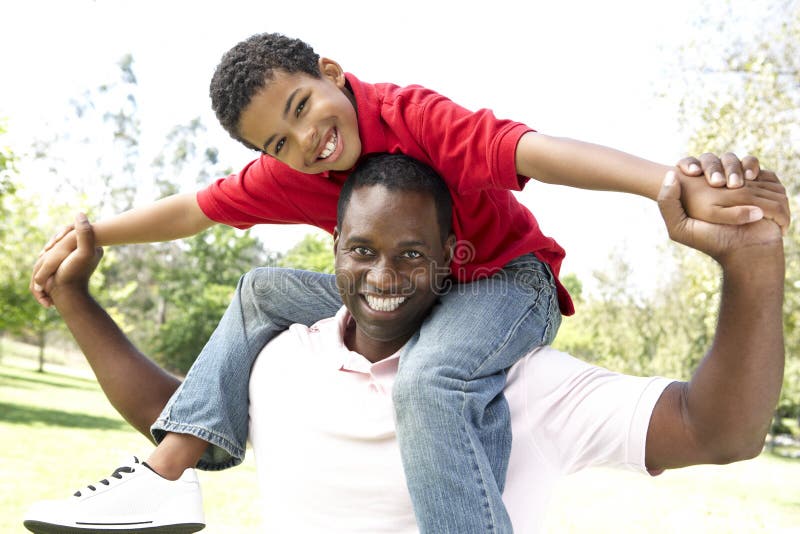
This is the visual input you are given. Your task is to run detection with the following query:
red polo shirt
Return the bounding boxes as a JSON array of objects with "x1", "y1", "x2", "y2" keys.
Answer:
[{"x1": 197, "y1": 73, "x2": 573, "y2": 315}]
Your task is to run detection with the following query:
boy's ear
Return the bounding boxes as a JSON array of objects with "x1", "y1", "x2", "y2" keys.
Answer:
[{"x1": 319, "y1": 58, "x2": 346, "y2": 88}]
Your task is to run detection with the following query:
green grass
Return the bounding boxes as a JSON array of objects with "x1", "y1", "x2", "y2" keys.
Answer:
[{"x1": 3, "y1": 341, "x2": 800, "y2": 533}]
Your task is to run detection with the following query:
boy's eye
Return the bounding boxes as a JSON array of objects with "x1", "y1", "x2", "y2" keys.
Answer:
[
  {"x1": 295, "y1": 97, "x2": 308, "y2": 117},
  {"x1": 275, "y1": 138, "x2": 285, "y2": 154}
]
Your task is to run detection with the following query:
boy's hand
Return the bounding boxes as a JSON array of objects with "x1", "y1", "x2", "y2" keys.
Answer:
[
  {"x1": 30, "y1": 228, "x2": 79, "y2": 308},
  {"x1": 676, "y1": 166, "x2": 790, "y2": 236},
  {"x1": 659, "y1": 170, "x2": 783, "y2": 263},
  {"x1": 44, "y1": 213, "x2": 103, "y2": 302},
  {"x1": 677, "y1": 152, "x2": 760, "y2": 189}
]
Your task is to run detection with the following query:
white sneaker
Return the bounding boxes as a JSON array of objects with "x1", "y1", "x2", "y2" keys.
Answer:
[{"x1": 23, "y1": 456, "x2": 205, "y2": 533}]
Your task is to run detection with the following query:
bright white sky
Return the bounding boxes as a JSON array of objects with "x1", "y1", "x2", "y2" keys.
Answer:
[{"x1": 1, "y1": 0, "x2": 722, "y2": 293}]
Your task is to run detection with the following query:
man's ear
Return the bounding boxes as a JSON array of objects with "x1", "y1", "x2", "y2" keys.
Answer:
[
  {"x1": 333, "y1": 227, "x2": 341, "y2": 254},
  {"x1": 319, "y1": 58, "x2": 346, "y2": 88},
  {"x1": 443, "y1": 233, "x2": 457, "y2": 266}
]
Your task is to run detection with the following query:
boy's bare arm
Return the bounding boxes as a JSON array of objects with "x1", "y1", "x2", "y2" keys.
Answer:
[
  {"x1": 514, "y1": 132, "x2": 790, "y2": 232},
  {"x1": 31, "y1": 192, "x2": 215, "y2": 307},
  {"x1": 47, "y1": 213, "x2": 181, "y2": 440},
  {"x1": 645, "y1": 171, "x2": 785, "y2": 471}
]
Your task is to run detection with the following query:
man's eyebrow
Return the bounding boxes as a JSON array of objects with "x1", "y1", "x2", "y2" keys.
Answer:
[
  {"x1": 261, "y1": 88, "x2": 303, "y2": 152},
  {"x1": 397, "y1": 240, "x2": 430, "y2": 249}
]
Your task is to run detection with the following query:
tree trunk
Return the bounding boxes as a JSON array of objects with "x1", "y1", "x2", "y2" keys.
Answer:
[{"x1": 37, "y1": 329, "x2": 46, "y2": 373}]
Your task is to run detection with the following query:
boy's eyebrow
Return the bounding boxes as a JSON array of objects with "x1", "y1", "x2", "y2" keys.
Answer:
[
  {"x1": 262, "y1": 88, "x2": 303, "y2": 152},
  {"x1": 283, "y1": 88, "x2": 301, "y2": 119}
]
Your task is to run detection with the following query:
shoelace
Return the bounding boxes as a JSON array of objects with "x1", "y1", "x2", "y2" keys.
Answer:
[{"x1": 73, "y1": 457, "x2": 139, "y2": 497}]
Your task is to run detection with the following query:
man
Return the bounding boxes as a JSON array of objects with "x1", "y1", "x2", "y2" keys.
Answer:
[{"x1": 25, "y1": 154, "x2": 785, "y2": 533}]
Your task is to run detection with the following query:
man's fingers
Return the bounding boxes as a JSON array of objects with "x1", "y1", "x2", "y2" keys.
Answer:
[
  {"x1": 698, "y1": 153, "x2": 727, "y2": 187},
  {"x1": 721, "y1": 152, "x2": 744, "y2": 188},
  {"x1": 742, "y1": 155, "x2": 760, "y2": 181},
  {"x1": 73, "y1": 212, "x2": 95, "y2": 253},
  {"x1": 43, "y1": 224, "x2": 75, "y2": 252},
  {"x1": 677, "y1": 156, "x2": 703, "y2": 176}
]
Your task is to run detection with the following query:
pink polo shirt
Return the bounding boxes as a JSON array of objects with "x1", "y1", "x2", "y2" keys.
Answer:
[{"x1": 248, "y1": 307, "x2": 672, "y2": 533}]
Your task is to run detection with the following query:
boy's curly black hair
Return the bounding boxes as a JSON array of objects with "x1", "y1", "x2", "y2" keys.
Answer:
[{"x1": 209, "y1": 33, "x2": 320, "y2": 150}]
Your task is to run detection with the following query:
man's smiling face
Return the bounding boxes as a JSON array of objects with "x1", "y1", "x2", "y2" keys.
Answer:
[
  {"x1": 238, "y1": 58, "x2": 362, "y2": 174},
  {"x1": 334, "y1": 185, "x2": 454, "y2": 361}
]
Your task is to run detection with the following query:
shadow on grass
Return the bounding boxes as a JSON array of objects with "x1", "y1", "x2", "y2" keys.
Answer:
[
  {"x1": 0, "y1": 401, "x2": 127, "y2": 430},
  {"x1": 0, "y1": 370, "x2": 96, "y2": 392}
]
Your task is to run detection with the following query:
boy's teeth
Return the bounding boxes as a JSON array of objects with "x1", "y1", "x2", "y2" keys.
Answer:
[
  {"x1": 365, "y1": 295, "x2": 406, "y2": 312},
  {"x1": 319, "y1": 131, "x2": 337, "y2": 159}
]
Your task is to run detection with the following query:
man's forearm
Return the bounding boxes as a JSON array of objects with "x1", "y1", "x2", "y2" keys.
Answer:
[
  {"x1": 684, "y1": 241, "x2": 785, "y2": 463},
  {"x1": 53, "y1": 288, "x2": 181, "y2": 440}
]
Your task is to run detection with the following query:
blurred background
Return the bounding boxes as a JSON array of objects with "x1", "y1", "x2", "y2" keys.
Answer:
[{"x1": 1, "y1": 0, "x2": 798, "y2": 531}]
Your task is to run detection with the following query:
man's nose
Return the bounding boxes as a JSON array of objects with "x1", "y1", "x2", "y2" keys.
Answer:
[{"x1": 366, "y1": 258, "x2": 400, "y2": 290}]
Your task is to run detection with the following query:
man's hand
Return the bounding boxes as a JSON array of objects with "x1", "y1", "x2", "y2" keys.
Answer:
[
  {"x1": 43, "y1": 213, "x2": 103, "y2": 304},
  {"x1": 659, "y1": 170, "x2": 784, "y2": 264}
]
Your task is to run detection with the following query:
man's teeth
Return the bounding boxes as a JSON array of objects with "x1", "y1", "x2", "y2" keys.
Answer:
[
  {"x1": 319, "y1": 131, "x2": 338, "y2": 159},
  {"x1": 365, "y1": 295, "x2": 406, "y2": 312}
]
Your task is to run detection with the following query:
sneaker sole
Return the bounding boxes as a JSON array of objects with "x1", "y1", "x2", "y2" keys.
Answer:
[{"x1": 23, "y1": 521, "x2": 205, "y2": 534}]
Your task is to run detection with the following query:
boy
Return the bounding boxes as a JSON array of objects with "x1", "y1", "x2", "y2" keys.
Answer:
[{"x1": 29, "y1": 33, "x2": 788, "y2": 533}]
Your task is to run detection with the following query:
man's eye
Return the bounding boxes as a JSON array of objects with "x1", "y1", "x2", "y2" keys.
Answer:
[
  {"x1": 275, "y1": 138, "x2": 285, "y2": 154},
  {"x1": 402, "y1": 251, "x2": 422, "y2": 259},
  {"x1": 353, "y1": 246, "x2": 373, "y2": 256}
]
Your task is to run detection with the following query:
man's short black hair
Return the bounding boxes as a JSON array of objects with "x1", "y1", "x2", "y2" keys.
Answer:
[
  {"x1": 209, "y1": 33, "x2": 320, "y2": 149},
  {"x1": 337, "y1": 154, "x2": 453, "y2": 241}
]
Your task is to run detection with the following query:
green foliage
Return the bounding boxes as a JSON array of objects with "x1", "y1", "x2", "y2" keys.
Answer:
[
  {"x1": 0, "y1": 121, "x2": 17, "y2": 238},
  {"x1": 0, "y1": 193, "x2": 67, "y2": 370},
  {"x1": 559, "y1": 0, "x2": 800, "y2": 417},
  {"x1": 2, "y1": 57, "x2": 272, "y2": 376},
  {"x1": 147, "y1": 225, "x2": 268, "y2": 374},
  {"x1": 676, "y1": 0, "x2": 800, "y2": 416},
  {"x1": 277, "y1": 233, "x2": 335, "y2": 273}
]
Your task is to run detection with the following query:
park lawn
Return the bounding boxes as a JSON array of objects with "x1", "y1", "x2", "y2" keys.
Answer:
[{"x1": 2, "y1": 348, "x2": 800, "y2": 533}]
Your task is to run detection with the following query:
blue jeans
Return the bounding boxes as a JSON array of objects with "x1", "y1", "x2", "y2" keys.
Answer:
[{"x1": 153, "y1": 254, "x2": 561, "y2": 534}]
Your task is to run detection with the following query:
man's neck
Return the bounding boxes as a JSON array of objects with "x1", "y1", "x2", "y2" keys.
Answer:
[{"x1": 343, "y1": 319, "x2": 409, "y2": 364}]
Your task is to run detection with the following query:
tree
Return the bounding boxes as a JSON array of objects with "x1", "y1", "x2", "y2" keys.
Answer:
[
  {"x1": 672, "y1": 0, "x2": 800, "y2": 418},
  {"x1": 0, "y1": 193, "x2": 69, "y2": 371},
  {"x1": 277, "y1": 233, "x2": 335, "y2": 273},
  {"x1": 3, "y1": 57, "x2": 273, "y2": 375}
]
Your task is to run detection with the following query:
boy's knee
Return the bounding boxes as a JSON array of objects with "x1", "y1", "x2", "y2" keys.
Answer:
[
  {"x1": 392, "y1": 367, "x2": 454, "y2": 413},
  {"x1": 241, "y1": 267, "x2": 295, "y2": 299}
]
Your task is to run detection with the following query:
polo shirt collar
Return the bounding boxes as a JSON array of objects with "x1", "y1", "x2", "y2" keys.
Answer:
[
  {"x1": 330, "y1": 305, "x2": 402, "y2": 378},
  {"x1": 344, "y1": 72, "x2": 387, "y2": 156}
]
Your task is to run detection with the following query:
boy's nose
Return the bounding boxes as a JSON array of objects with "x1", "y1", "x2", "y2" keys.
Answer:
[{"x1": 300, "y1": 125, "x2": 319, "y2": 156}]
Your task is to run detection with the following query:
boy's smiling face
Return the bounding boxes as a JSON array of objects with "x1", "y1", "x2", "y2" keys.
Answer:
[{"x1": 238, "y1": 58, "x2": 362, "y2": 174}]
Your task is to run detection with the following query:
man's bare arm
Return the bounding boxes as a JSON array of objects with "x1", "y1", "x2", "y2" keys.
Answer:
[
  {"x1": 645, "y1": 171, "x2": 785, "y2": 471},
  {"x1": 46, "y1": 213, "x2": 181, "y2": 440}
]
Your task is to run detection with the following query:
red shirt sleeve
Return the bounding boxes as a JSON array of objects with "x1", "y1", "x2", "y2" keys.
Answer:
[
  {"x1": 196, "y1": 155, "x2": 340, "y2": 232},
  {"x1": 383, "y1": 85, "x2": 533, "y2": 195}
]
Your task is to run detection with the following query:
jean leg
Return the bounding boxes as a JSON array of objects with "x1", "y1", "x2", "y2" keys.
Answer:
[
  {"x1": 393, "y1": 255, "x2": 561, "y2": 533},
  {"x1": 152, "y1": 267, "x2": 341, "y2": 470}
]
